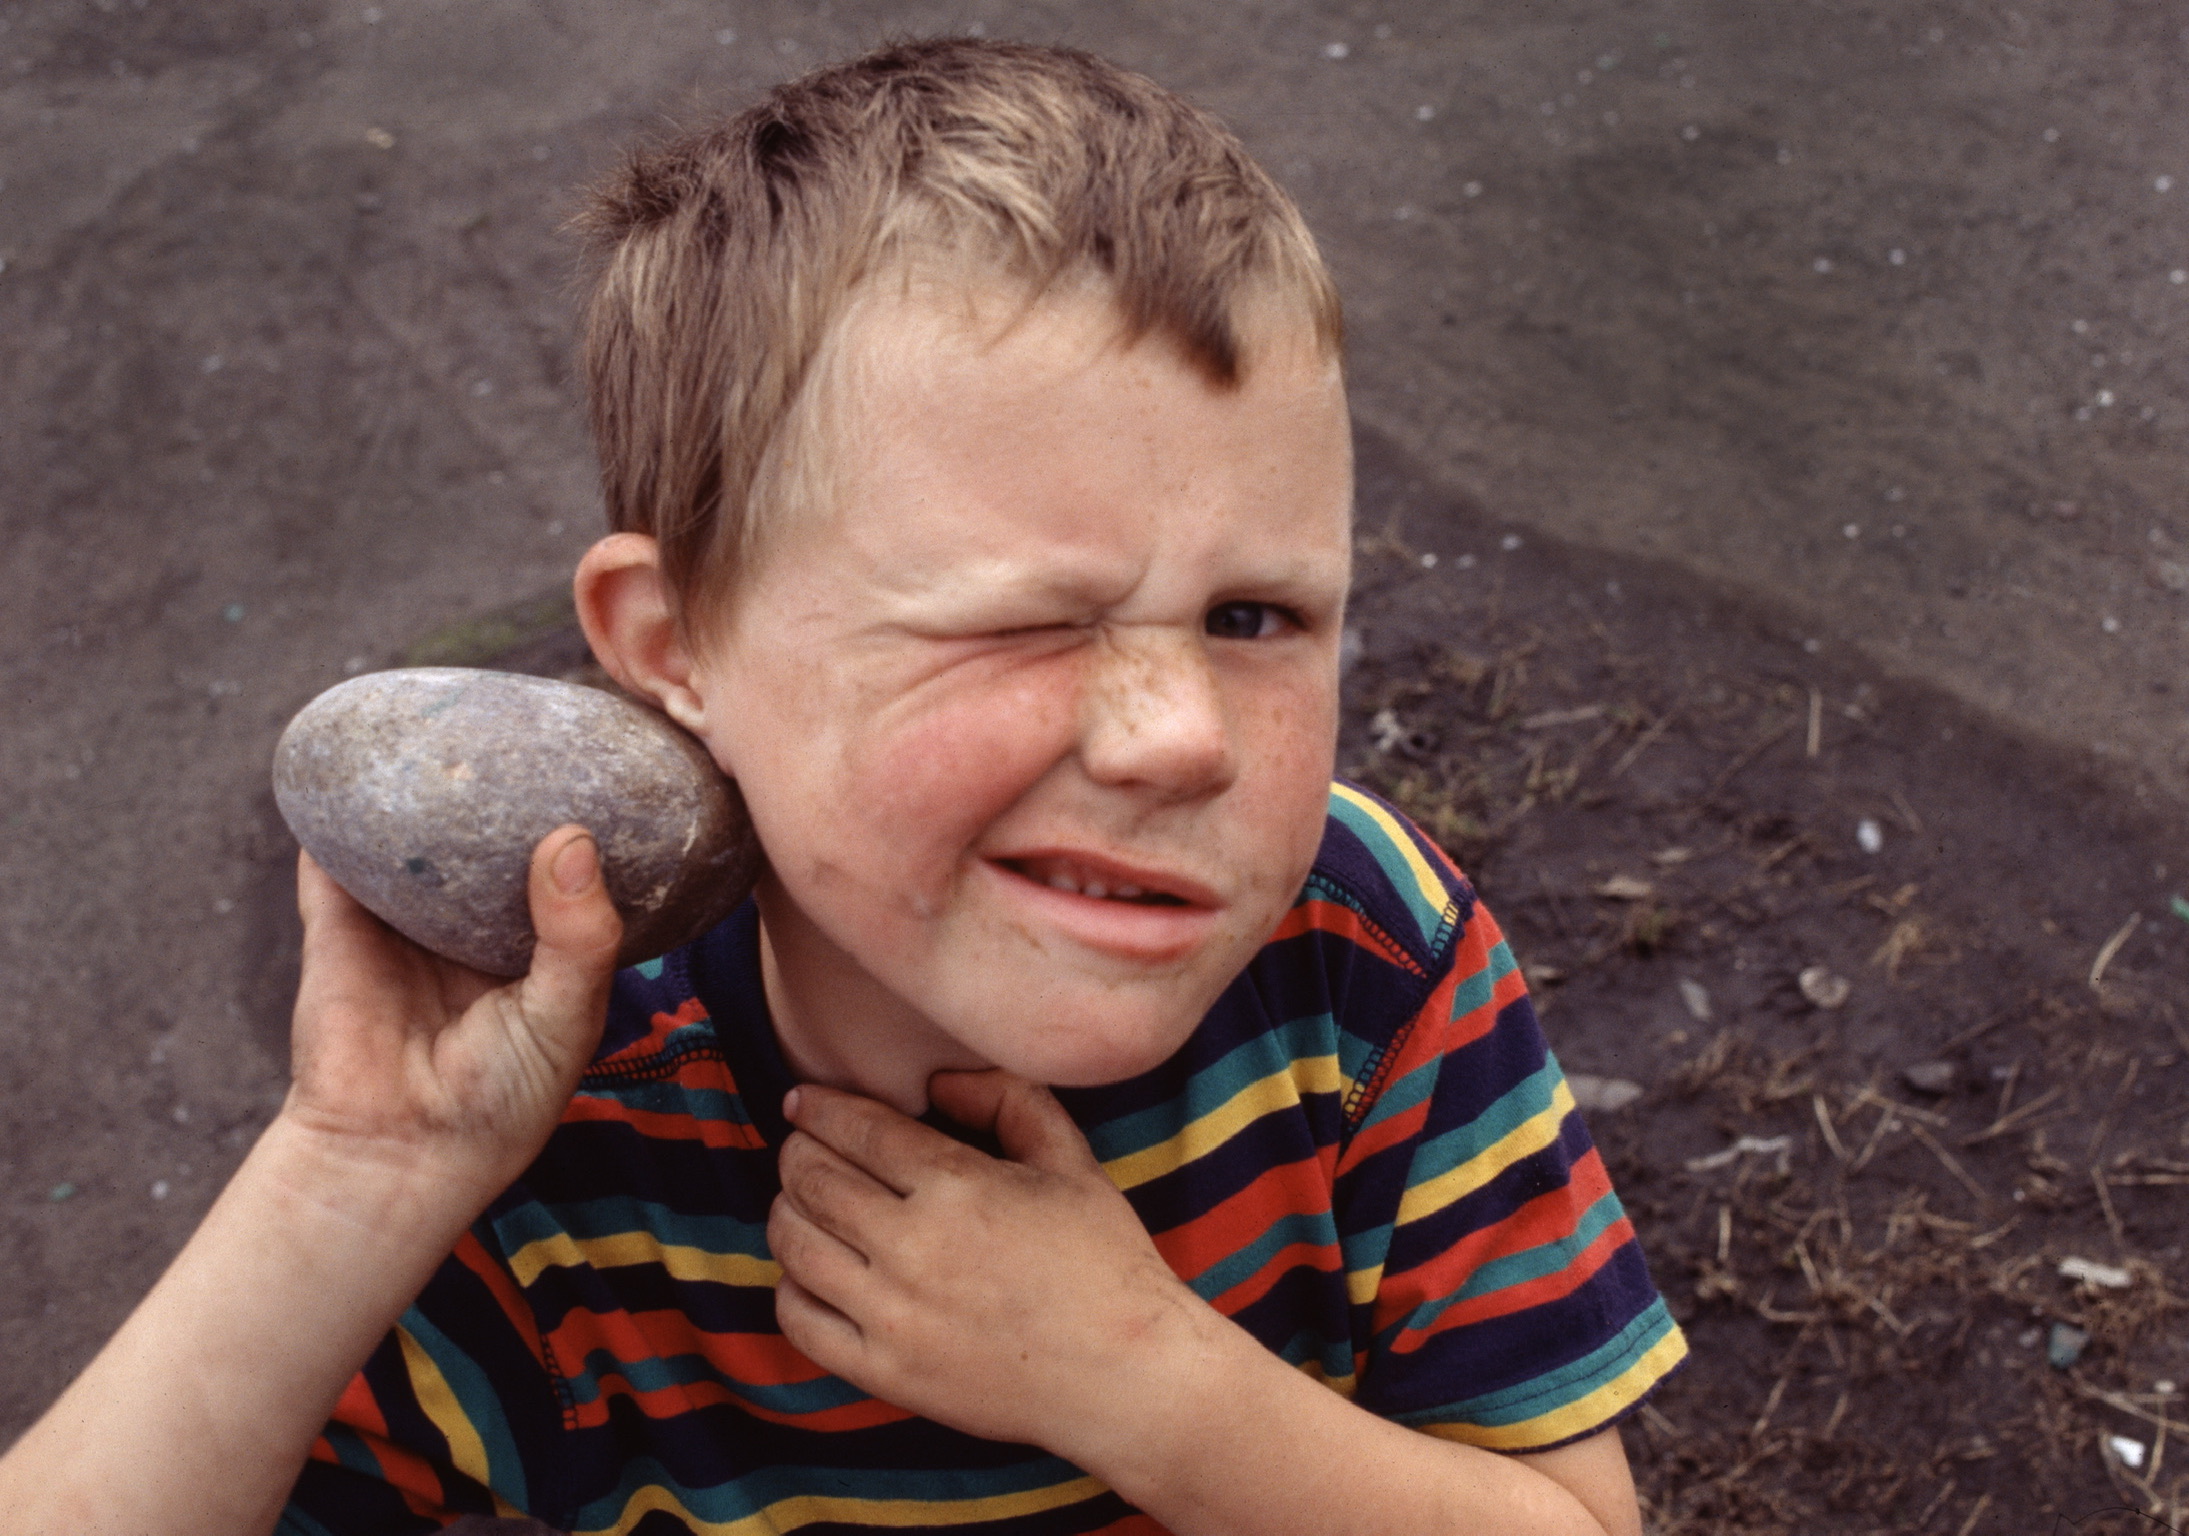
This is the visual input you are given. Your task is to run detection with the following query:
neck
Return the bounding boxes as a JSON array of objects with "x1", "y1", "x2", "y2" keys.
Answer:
[{"x1": 753, "y1": 876, "x2": 989, "y2": 1116}]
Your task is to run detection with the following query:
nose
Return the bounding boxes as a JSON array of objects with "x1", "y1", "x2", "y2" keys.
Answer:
[{"x1": 1077, "y1": 626, "x2": 1236, "y2": 800}]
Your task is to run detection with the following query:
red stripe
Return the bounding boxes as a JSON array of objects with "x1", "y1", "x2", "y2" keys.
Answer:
[
  {"x1": 561, "y1": 1093, "x2": 769, "y2": 1150},
  {"x1": 1335, "y1": 1090, "x2": 1430, "y2": 1178},
  {"x1": 1267, "y1": 899, "x2": 1424, "y2": 975},
  {"x1": 565, "y1": 1370, "x2": 911, "y2": 1433},
  {"x1": 1207, "y1": 1238, "x2": 1343, "y2": 1316},
  {"x1": 546, "y1": 1308, "x2": 834, "y2": 1392},
  {"x1": 1389, "y1": 1215, "x2": 1635, "y2": 1352},
  {"x1": 450, "y1": 1232, "x2": 551, "y2": 1375},
  {"x1": 594, "y1": 997, "x2": 710, "y2": 1066},
  {"x1": 1372, "y1": 1149, "x2": 1614, "y2": 1334},
  {"x1": 1149, "y1": 1156, "x2": 1332, "y2": 1284}
]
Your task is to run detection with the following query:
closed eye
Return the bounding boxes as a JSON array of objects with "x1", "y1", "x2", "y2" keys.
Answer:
[{"x1": 1203, "y1": 601, "x2": 1296, "y2": 640}]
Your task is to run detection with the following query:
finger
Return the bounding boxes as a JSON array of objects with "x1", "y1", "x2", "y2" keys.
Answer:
[
  {"x1": 778, "y1": 1131, "x2": 901, "y2": 1250},
  {"x1": 512, "y1": 827, "x2": 623, "y2": 1072},
  {"x1": 768, "y1": 1187, "x2": 875, "y2": 1303},
  {"x1": 928, "y1": 1071, "x2": 1102, "y2": 1176},
  {"x1": 783, "y1": 1084, "x2": 972, "y2": 1195},
  {"x1": 773, "y1": 1272, "x2": 866, "y2": 1380}
]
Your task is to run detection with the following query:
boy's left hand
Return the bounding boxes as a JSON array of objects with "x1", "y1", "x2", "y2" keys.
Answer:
[{"x1": 768, "y1": 1072, "x2": 1214, "y2": 1455}]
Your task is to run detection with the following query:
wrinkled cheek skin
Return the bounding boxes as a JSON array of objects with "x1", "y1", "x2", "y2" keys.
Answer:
[{"x1": 805, "y1": 661, "x2": 1079, "y2": 946}]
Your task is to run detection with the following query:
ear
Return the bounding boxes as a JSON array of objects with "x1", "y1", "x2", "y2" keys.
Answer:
[{"x1": 574, "y1": 534, "x2": 710, "y2": 735}]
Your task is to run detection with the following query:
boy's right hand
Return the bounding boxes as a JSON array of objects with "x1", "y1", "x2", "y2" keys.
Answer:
[{"x1": 281, "y1": 825, "x2": 624, "y2": 1211}]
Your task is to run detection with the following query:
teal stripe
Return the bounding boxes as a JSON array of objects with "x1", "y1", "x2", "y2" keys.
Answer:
[
  {"x1": 318, "y1": 1421, "x2": 392, "y2": 1480},
  {"x1": 563, "y1": 1346, "x2": 870, "y2": 1417},
  {"x1": 1451, "y1": 1187, "x2": 1626, "y2": 1302},
  {"x1": 1079, "y1": 1011, "x2": 1336, "y2": 1163},
  {"x1": 276, "y1": 1507, "x2": 342, "y2": 1536},
  {"x1": 490, "y1": 1196, "x2": 770, "y2": 1265},
  {"x1": 1400, "y1": 1058, "x2": 1563, "y2": 1196},
  {"x1": 399, "y1": 1305, "x2": 529, "y2": 1507},
  {"x1": 1393, "y1": 1299, "x2": 1679, "y2": 1430},
  {"x1": 1447, "y1": 937, "x2": 1518, "y2": 1024},
  {"x1": 1268, "y1": 1325, "x2": 1356, "y2": 1382},
  {"x1": 577, "y1": 1073, "x2": 751, "y2": 1126},
  {"x1": 631, "y1": 956, "x2": 666, "y2": 980},
  {"x1": 570, "y1": 1449, "x2": 1093, "y2": 1532},
  {"x1": 1352, "y1": 1051, "x2": 1439, "y2": 1134},
  {"x1": 1390, "y1": 1188, "x2": 1629, "y2": 1343},
  {"x1": 1184, "y1": 1208, "x2": 1340, "y2": 1303},
  {"x1": 1325, "y1": 792, "x2": 1449, "y2": 945}
]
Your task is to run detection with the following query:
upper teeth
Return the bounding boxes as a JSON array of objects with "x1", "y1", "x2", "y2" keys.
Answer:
[{"x1": 1038, "y1": 866, "x2": 1144, "y2": 901}]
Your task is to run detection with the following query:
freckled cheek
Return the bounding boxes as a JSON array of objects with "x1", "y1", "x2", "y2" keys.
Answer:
[{"x1": 845, "y1": 663, "x2": 1081, "y2": 886}]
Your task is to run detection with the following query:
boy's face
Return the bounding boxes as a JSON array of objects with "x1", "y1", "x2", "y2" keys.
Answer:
[{"x1": 682, "y1": 283, "x2": 1352, "y2": 1094}]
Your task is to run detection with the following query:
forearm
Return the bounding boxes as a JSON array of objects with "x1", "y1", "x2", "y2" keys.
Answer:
[
  {"x1": 1070, "y1": 1302, "x2": 1623, "y2": 1536},
  {"x1": 0, "y1": 1114, "x2": 496, "y2": 1536}
]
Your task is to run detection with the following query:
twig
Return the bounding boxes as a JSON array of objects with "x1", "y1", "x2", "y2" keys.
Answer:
[
  {"x1": 1609, "y1": 708, "x2": 1677, "y2": 778},
  {"x1": 1908, "y1": 1122, "x2": 1990, "y2": 1206},
  {"x1": 1751, "y1": 1375, "x2": 1789, "y2": 1439},
  {"x1": 1936, "y1": 1013, "x2": 2009, "y2": 1056},
  {"x1": 1853, "y1": 1084, "x2": 1950, "y2": 1127},
  {"x1": 1813, "y1": 1092, "x2": 1849, "y2": 1161},
  {"x1": 1960, "y1": 1084, "x2": 2064, "y2": 1145},
  {"x1": 1806, "y1": 687, "x2": 1823, "y2": 758},
  {"x1": 2091, "y1": 910, "x2": 2141, "y2": 988},
  {"x1": 1707, "y1": 719, "x2": 1798, "y2": 798},
  {"x1": 2093, "y1": 1166, "x2": 2129, "y2": 1253},
  {"x1": 1536, "y1": 867, "x2": 1574, "y2": 939},
  {"x1": 1889, "y1": 787, "x2": 1925, "y2": 834},
  {"x1": 1954, "y1": 1493, "x2": 1992, "y2": 1536}
]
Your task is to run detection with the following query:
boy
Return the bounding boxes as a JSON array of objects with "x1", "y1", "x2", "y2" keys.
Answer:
[{"x1": 0, "y1": 38, "x2": 1682, "y2": 1536}]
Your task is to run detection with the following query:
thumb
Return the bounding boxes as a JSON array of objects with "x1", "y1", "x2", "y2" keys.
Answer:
[
  {"x1": 514, "y1": 826, "x2": 624, "y2": 1067},
  {"x1": 929, "y1": 1070, "x2": 1101, "y2": 1176}
]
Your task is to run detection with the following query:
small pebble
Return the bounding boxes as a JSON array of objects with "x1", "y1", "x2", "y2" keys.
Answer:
[
  {"x1": 47, "y1": 1182, "x2": 75, "y2": 1202},
  {"x1": 1678, "y1": 979, "x2": 1712, "y2": 1022},
  {"x1": 1568, "y1": 1074, "x2": 1645, "y2": 1113},
  {"x1": 150, "y1": 1180, "x2": 170, "y2": 1201},
  {"x1": 1798, "y1": 965, "x2": 1851, "y2": 1010},
  {"x1": 1322, "y1": 41, "x2": 1349, "y2": 59},
  {"x1": 2108, "y1": 1436, "x2": 2148, "y2": 1470},
  {"x1": 1902, "y1": 1059, "x2": 1955, "y2": 1095},
  {"x1": 1856, "y1": 818, "x2": 1884, "y2": 854},
  {"x1": 2047, "y1": 1321, "x2": 2089, "y2": 1370}
]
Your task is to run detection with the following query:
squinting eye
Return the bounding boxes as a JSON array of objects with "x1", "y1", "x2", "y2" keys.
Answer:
[{"x1": 1204, "y1": 601, "x2": 1287, "y2": 640}]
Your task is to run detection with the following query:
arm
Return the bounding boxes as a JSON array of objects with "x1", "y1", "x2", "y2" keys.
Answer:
[
  {"x1": 0, "y1": 829, "x2": 622, "y2": 1536},
  {"x1": 768, "y1": 1073, "x2": 1643, "y2": 1536}
]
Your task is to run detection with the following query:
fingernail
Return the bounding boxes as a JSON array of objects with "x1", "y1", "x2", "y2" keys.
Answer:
[
  {"x1": 550, "y1": 834, "x2": 598, "y2": 895},
  {"x1": 782, "y1": 1087, "x2": 802, "y2": 1121}
]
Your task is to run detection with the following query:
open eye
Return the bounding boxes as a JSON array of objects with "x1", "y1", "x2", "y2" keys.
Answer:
[{"x1": 1204, "y1": 601, "x2": 1292, "y2": 640}]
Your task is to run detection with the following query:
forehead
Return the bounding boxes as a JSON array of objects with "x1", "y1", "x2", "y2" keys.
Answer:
[{"x1": 810, "y1": 275, "x2": 1350, "y2": 529}]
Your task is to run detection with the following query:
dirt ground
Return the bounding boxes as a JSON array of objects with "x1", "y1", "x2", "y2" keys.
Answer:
[{"x1": 3, "y1": 2, "x2": 2186, "y2": 1531}]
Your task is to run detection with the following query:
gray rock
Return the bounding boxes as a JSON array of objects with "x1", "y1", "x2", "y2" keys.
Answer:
[
  {"x1": 1568, "y1": 1073, "x2": 1645, "y2": 1113},
  {"x1": 1902, "y1": 1058, "x2": 1957, "y2": 1095},
  {"x1": 274, "y1": 668, "x2": 761, "y2": 976}
]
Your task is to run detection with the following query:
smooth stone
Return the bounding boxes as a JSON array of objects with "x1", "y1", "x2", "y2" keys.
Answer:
[
  {"x1": 274, "y1": 667, "x2": 761, "y2": 976},
  {"x1": 1902, "y1": 1058, "x2": 1957, "y2": 1095}
]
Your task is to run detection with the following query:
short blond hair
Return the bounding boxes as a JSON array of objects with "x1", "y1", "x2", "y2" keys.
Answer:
[{"x1": 577, "y1": 37, "x2": 1343, "y2": 621}]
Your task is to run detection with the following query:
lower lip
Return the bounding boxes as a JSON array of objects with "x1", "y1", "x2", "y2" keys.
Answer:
[{"x1": 980, "y1": 860, "x2": 1221, "y2": 962}]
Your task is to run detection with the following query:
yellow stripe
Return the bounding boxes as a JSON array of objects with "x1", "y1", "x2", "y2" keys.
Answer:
[
  {"x1": 396, "y1": 1326, "x2": 493, "y2": 1489},
  {"x1": 1346, "y1": 1262, "x2": 1384, "y2": 1308},
  {"x1": 1298, "y1": 1356, "x2": 1359, "y2": 1399},
  {"x1": 1415, "y1": 1327, "x2": 1690, "y2": 1451},
  {"x1": 598, "y1": 1472, "x2": 1109, "y2": 1534},
  {"x1": 1331, "y1": 782, "x2": 1453, "y2": 924},
  {"x1": 1393, "y1": 1079, "x2": 1576, "y2": 1229},
  {"x1": 506, "y1": 1228, "x2": 782, "y2": 1290},
  {"x1": 1100, "y1": 1054, "x2": 1338, "y2": 1192}
]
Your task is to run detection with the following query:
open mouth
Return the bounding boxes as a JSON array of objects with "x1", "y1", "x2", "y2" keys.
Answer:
[{"x1": 993, "y1": 855, "x2": 1194, "y2": 906}]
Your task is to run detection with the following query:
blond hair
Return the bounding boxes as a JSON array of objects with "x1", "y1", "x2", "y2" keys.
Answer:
[{"x1": 577, "y1": 37, "x2": 1342, "y2": 621}]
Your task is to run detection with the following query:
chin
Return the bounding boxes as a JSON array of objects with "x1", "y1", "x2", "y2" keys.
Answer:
[{"x1": 988, "y1": 999, "x2": 1207, "y2": 1088}]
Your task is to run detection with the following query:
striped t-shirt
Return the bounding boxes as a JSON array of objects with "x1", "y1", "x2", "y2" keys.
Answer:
[{"x1": 283, "y1": 782, "x2": 1686, "y2": 1535}]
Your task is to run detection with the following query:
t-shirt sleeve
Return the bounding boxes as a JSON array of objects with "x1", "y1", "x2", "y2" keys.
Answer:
[
  {"x1": 280, "y1": 1227, "x2": 572, "y2": 1534},
  {"x1": 1324, "y1": 786, "x2": 1687, "y2": 1451}
]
